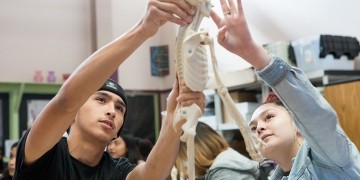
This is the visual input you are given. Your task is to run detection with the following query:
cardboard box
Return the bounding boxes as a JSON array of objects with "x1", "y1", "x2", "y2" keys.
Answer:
[{"x1": 228, "y1": 91, "x2": 257, "y2": 103}]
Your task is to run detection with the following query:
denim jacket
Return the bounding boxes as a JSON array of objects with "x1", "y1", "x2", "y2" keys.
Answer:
[{"x1": 256, "y1": 55, "x2": 360, "y2": 180}]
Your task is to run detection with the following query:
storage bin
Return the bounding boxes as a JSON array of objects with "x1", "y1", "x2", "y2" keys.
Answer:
[{"x1": 291, "y1": 35, "x2": 359, "y2": 73}]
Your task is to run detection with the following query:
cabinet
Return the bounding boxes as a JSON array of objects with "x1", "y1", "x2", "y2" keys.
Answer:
[{"x1": 323, "y1": 79, "x2": 360, "y2": 149}]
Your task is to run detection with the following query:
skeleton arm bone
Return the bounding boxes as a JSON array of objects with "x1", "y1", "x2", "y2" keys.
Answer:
[{"x1": 204, "y1": 35, "x2": 265, "y2": 162}]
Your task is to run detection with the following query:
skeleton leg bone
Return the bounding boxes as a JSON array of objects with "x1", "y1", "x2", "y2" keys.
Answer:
[{"x1": 174, "y1": 103, "x2": 202, "y2": 180}]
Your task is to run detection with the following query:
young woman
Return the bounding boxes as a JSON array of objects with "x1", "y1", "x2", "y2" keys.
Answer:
[
  {"x1": 0, "y1": 142, "x2": 18, "y2": 180},
  {"x1": 175, "y1": 122, "x2": 259, "y2": 179},
  {"x1": 209, "y1": 0, "x2": 360, "y2": 179},
  {"x1": 107, "y1": 134, "x2": 145, "y2": 165}
]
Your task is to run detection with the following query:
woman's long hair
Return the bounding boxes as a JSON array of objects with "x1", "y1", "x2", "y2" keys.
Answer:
[
  {"x1": 121, "y1": 134, "x2": 144, "y2": 164},
  {"x1": 176, "y1": 122, "x2": 229, "y2": 177}
]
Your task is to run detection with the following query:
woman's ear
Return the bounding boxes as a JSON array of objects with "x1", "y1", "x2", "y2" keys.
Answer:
[{"x1": 295, "y1": 128, "x2": 303, "y2": 138}]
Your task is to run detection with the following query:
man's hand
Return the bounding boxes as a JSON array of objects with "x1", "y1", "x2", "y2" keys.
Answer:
[{"x1": 140, "y1": 0, "x2": 196, "y2": 37}]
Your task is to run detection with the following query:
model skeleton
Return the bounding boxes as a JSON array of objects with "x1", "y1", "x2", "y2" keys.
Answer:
[{"x1": 173, "y1": 0, "x2": 264, "y2": 179}]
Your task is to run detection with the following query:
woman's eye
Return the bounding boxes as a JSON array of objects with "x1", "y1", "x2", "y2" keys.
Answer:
[
  {"x1": 265, "y1": 114, "x2": 274, "y2": 121},
  {"x1": 250, "y1": 126, "x2": 257, "y2": 132}
]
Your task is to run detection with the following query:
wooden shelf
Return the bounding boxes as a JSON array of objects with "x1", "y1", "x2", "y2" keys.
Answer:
[
  {"x1": 306, "y1": 70, "x2": 360, "y2": 86},
  {"x1": 206, "y1": 68, "x2": 260, "y2": 90}
]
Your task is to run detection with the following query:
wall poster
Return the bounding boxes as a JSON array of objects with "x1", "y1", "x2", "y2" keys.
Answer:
[{"x1": 150, "y1": 45, "x2": 169, "y2": 77}]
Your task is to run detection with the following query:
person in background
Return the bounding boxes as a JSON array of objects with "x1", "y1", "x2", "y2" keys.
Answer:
[
  {"x1": 0, "y1": 148, "x2": 4, "y2": 173},
  {"x1": 135, "y1": 137, "x2": 154, "y2": 161},
  {"x1": 107, "y1": 133, "x2": 145, "y2": 165},
  {"x1": 209, "y1": 0, "x2": 360, "y2": 179},
  {"x1": 0, "y1": 142, "x2": 18, "y2": 180},
  {"x1": 14, "y1": 0, "x2": 206, "y2": 179},
  {"x1": 175, "y1": 122, "x2": 259, "y2": 180}
]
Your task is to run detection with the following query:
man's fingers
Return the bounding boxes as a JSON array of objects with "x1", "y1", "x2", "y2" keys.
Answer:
[
  {"x1": 177, "y1": 92, "x2": 205, "y2": 109},
  {"x1": 167, "y1": 81, "x2": 179, "y2": 105},
  {"x1": 162, "y1": 0, "x2": 195, "y2": 15},
  {"x1": 179, "y1": 81, "x2": 191, "y2": 93},
  {"x1": 151, "y1": 0, "x2": 194, "y2": 24}
]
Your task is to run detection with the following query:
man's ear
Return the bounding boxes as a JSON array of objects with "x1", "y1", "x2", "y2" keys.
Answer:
[
  {"x1": 66, "y1": 126, "x2": 71, "y2": 134},
  {"x1": 66, "y1": 121, "x2": 74, "y2": 135}
]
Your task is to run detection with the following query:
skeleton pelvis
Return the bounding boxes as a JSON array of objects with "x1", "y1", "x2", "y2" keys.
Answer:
[{"x1": 173, "y1": 103, "x2": 202, "y2": 142}]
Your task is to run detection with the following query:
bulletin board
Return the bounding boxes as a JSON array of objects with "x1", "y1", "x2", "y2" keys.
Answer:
[
  {"x1": 0, "y1": 93, "x2": 9, "y2": 150},
  {"x1": 121, "y1": 92, "x2": 160, "y2": 144},
  {"x1": 150, "y1": 45, "x2": 169, "y2": 77},
  {"x1": 19, "y1": 94, "x2": 55, "y2": 137}
]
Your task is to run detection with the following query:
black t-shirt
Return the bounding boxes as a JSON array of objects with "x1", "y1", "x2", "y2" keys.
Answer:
[{"x1": 14, "y1": 130, "x2": 135, "y2": 180}]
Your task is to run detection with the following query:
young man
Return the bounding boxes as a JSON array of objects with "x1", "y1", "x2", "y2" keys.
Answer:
[{"x1": 14, "y1": 0, "x2": 204, "y2": 179}]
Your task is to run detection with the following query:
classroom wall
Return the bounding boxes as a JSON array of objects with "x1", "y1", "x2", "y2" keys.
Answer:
[
  {"x1": 0, "y1": 0, "x2": 93, "y2": 83},
  {"x1": 109, "y1": 0, "x2": 179, "y2": 91},
  {"x1": 1, "y1": 0, "x2": 360, "y2": 90}
]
